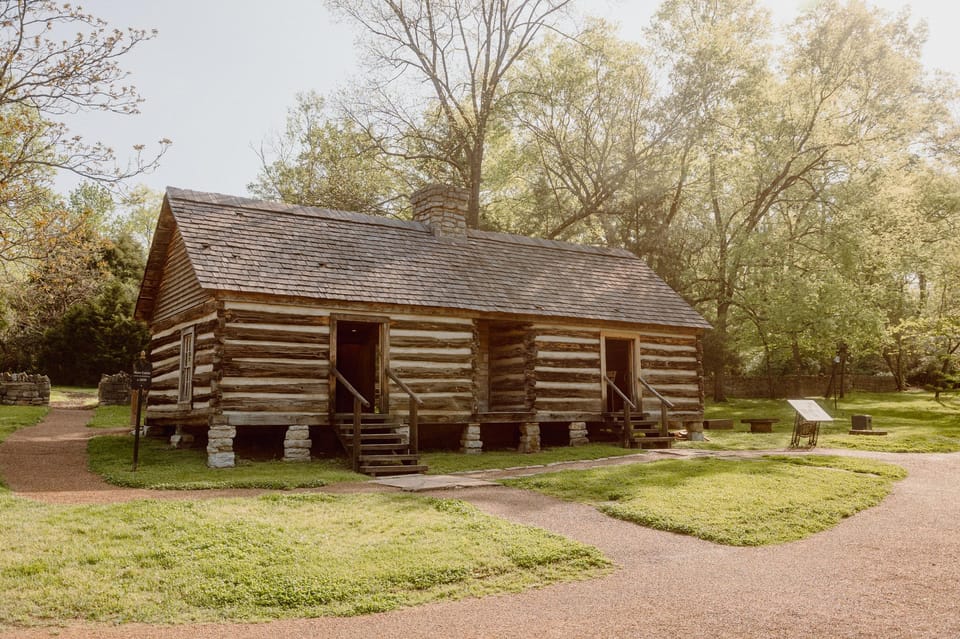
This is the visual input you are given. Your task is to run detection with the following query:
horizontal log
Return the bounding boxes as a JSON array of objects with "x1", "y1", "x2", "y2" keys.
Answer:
[
  {"x1": 389, "y1": 336, "x2": 473, "y2": 349},
  {"x1": 532, "y1": 328, "x2": 600, "y2": 340},
  {"x1": 638, "y1": 332, "x2": 699, "y2": 346},
  {"x1": 224, "y1": 300, "x2": 331, "y2": 316},
  {"x1": 640, "y1": 345, "x2": 698, "y2": 358},
  {"x1": 533, "y1": 341, "x2": 598, "y2": 353},
  {"x1": 223, "y1": 342, "x2": 328, "y2": 360},
  {"x1": 535, "y1": 370, "x2": 601, "y2": 384},
  {"x1": 223, "y1": 325, "x2": 327, "y2": 343},
  {"x1": 389, "y1": 366, "x2": 472, "y2": 379},
  {"x1": 224, "y1": 411, "x2": 328, "y2": 426},
  {"x1": 638, "y1": 371, "x2": 700, "y2": 385},
  {"x1": 534, "y1": 399, "x2": 603, "y2": 412},
  {"x1": 223, "y1": 361, "x2": 329, "y2": 378},
  {"x1": 223, "y1": 308, "x2": 329, "y2": 326},
  {"x1": 150, "y1": 304, "x2": 218, "y2": 337},
  {"x1": 390, "y1": 329, "x2": 472, "y2": 340},
  {"x1": 639, "y1": 358, "x2": 699, "y2": 370},
  {"x1": 389, "y1": 319, "x2": 474, "y2": 332},
  {"x1": 534, "y1": 335, "x2": 600, "y2": 345},
  {"x1": 421, "y1": 396, "x2": 475, "y2": 412},
  {"x1": 390, "y1": 352, "x2": 474, "y2": 365},
  {"x1": 219, "y1": 382, "x2": 327, "y2": 394},
  {"x1": 538, "y1": 357, "x2": 601, "y2": 369},
  {"x1": 389, "y1": 380, "x2": 474, "y2": 394},
  {"x1": 220, "y1": 398, "x2": 329, "y2": 412},
  {"x1": 534, "y1": 387, "x2": 600, "y2": 399}
]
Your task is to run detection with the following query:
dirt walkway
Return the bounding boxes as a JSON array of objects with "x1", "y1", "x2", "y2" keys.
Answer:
[{"x1": 1, "y1": 410, "x2": 958, "y2": 638}]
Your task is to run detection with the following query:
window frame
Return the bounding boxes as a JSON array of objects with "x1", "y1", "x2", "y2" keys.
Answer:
[{"x1": 177, "y1": 325, "x2": 196, "y2": 406}]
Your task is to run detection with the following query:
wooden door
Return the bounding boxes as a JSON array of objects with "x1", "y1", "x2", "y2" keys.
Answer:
[
  {"x1": 334, "y1": 321, "x2": 380, "y2": 412},
  {"x1": 604, "y1": 338, "x2": 634, "y2": 413}
]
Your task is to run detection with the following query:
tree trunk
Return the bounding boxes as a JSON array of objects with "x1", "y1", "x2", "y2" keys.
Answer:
[{"x1": 713, "y1": 300, "x2": 730, "y2": 402}]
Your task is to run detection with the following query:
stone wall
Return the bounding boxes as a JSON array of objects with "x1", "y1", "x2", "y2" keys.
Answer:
[
  {"x1": 98, "y1": 373, "x2": 132, "y2": 406},
  {"x1": 708, "y1": 374, "x2": 899, "y2": 399},
  {"x1": 0, "y1": 373, "x2": 50, "y2": 406}
]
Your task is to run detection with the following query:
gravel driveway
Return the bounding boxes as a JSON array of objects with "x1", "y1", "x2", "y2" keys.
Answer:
[{"x1": 1, "y1": 409, "x2": 958, "y2": 638}]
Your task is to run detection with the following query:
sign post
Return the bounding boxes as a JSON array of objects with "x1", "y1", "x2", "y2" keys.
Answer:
[
  {"x1": 131, "y1": 352, "x2": 152, "y2": 471},
  {"x1": 787, "y1": 399, "x2": 833, "y2": 448}
]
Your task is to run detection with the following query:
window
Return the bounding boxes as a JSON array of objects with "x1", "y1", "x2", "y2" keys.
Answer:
[{"x1": 178, "y1": 326, "x2": 195, "y2": 405}]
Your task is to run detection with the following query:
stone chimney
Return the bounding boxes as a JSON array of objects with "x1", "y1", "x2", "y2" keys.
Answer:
[{"x1": 410, "y1": 184, "x2": 469, "y2": 237}]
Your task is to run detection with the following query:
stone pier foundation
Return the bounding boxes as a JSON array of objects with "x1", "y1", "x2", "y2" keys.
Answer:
[
  {"x1": 169, "y1": 425, "x2": 194, "y2": 449},
  {"x1": 283, "y1": 424, "x2": 312, "y2": 462},
  {"x1": 206, "y1": 418, "x2": 235, "y2": 468},
  {"x1": 569, "y1": 421, "x2": 589, "y2": 446},
  {"x1": 518, "y1": 422, "x2": 541, "y2": 454},
  {"x1": 460, "y1": 423, "x2": 482, "y2": 454}
]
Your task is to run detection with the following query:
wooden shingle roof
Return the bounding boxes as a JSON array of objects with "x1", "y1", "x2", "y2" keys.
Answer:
[{"x1": 136, "y1": 188, "x2": 710, "y2": 329}]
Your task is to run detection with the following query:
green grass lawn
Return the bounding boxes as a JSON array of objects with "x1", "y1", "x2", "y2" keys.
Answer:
[
  {"x1": 89, "y1": 435, "x2": 367, "y2": 489},
  {"x1": 424, "y1": 443, "x2": 641, "y2": 474},
  {"x1": 87, "y1": 404, "x2": 130, "y2": 428},
  {"x1": 675, "y1": 391, "x2": 960, "y2": 453},
  {"x1": 504, "y1": 455, "x2": 906, "y2": 546},
  {"x1": 0, "y1": 405, "x2": 48, "y2": 446},
  {"x1": 0, "y1": 492, "x2": 610, "y2": 627}
]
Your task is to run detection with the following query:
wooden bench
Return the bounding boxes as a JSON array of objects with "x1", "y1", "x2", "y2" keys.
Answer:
[
  {"x1": 741, "y1": 418, "x2": 779, "y2": 433},
  {"x1": 703, "y1": 418, "x2": 733, "y2": 430}
]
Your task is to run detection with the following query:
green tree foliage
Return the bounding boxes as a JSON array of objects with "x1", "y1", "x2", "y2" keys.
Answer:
[
  {"x1": 0, "y1": 0, "x2": 169, "y2": 265},
  {"x1": 250, "y1": 92, "x2": 402, "y2": 215}
]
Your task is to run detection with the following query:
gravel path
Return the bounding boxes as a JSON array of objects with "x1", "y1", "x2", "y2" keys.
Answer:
[{"x1": 1, "y1": 409, "x2": 958, "y2": 638}]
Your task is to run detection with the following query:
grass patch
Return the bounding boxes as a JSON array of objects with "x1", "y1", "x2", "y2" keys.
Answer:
[
  {"x1": 675, "y1": 391, "x2": 960, "y2": 453},
  {"x1": 0, "y1": 492, "x2": 610, "y2": 627},
  {"x1": 423, "y1": 443, "x2": 640, "y2": 475},
  {"x1": 49, "y1": 386, "x2": 98, "y2": 408},
  {"x1": 0, "y1": 406, "x2": 47, "y2": 446},
  {"x1": 504, "y1": 455, "x2": 905, "y2": 546},
  {"x1": 87, "y1": 404, "x2": 130, "y2": 429},
  {"x1": 89, "y1": 435, "x2": 366, "y2": 489}
]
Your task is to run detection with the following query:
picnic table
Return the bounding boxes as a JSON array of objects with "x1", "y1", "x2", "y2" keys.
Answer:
[{"x1": 741, "y1": 418, "x2": 779, "y2": 433}]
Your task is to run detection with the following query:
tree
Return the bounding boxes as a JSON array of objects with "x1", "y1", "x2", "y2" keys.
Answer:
[
  {"x1": 249, "y1": 92, "x2": 402, "y2": 215},
  {"x1": 0, "y1": 0, "x2": 169, "y2": 264},
  {"x1": 327, "y1": 0, "x2": 571, "y2": 228}
]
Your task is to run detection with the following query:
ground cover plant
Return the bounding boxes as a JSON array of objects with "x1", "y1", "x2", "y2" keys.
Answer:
[
  {"x1": 0, "y1": 406, "x2": 47, "y2": 446},
  {"x1": 0, "y1": 492, "x2": 610, "y2": 627},
  {"x1": 504, "y1": 455, "x2": 906, "y2": 546},
  {"x1": 423, "y1": 443, "x2": 641, "y2": 475},
  {"x1": 89, "y1": 436, "x2": 365, "y2": 489},
  {"x1": 87, "y1": 404, "x2": 130, "y2": 428},
  {"x1": 675, "y1": 391, "x2": 960, "y2": 453}
]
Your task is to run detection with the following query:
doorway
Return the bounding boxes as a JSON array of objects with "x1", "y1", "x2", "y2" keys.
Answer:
[
  {"x1": 604, "y1": 338, "x2": 634, "y2": 413},
  {"x1": 334, "y1": 320, "x2": 382, "y2": 413}
]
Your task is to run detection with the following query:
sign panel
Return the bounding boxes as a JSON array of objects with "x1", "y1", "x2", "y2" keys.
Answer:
[
  {"x1": 787, "y1": 399, "x2": 833, "y2": 422},
  {"x1": 132, "y1": 357, "x2": 152, "y2": 391}
]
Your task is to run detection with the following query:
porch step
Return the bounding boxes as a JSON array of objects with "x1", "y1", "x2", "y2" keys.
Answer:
[
  {"x1": 336, "y1": 412, "x2": 426, "y2": 477},
  {"x1": 359, "y1": 464, "x2": 428, "y2": 476},
  {"x1": 630, "y1": 436, "x2": 675, "y2": 450}
]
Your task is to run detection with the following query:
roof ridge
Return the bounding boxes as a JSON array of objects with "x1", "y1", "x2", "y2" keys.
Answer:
[{"x1": 166, "y1": 187, "x2": 635, "y2": 259}]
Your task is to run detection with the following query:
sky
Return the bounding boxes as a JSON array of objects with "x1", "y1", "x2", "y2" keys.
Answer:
[{"x1": 56, "y1": 0, "x2": 960, "y2": 200}]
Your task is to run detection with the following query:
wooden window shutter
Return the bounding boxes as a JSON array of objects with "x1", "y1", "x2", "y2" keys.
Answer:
[{"x1": 178, "y1": 326, "x2": 195, "y2": 405}]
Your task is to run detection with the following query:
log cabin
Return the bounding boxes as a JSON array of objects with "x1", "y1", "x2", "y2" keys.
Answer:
[{"x1": 134, "y1": 185, "x2": 710, "y2": 475}]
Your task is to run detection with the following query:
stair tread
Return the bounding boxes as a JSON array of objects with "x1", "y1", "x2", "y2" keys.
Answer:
[
  {"x1": 359, "y1": 454, "x2": 420, "y2": 462},
  {"x1": 360, "y1": 465, "x2": 428, "y2": 475}
]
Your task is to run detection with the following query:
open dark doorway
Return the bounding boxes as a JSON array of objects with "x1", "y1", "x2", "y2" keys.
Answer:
[
  {"x1": 604, "y1": 338, "x2": 634, "y2": 413},
  {"x1": 335, "y1": 321, "x2": 381, "y2": 413}
]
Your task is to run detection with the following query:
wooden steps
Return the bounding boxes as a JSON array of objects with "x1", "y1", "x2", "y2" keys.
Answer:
[
  {"x1": 603, "y1": 413, "x2": 675, "y2": 450},
  {"x1": 335, "y1": 413, "x2": 426, "y2": 476}
]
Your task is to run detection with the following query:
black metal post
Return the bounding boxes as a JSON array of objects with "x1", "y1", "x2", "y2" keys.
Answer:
[{"x1": 132, "y1": 387, "x2": 143, "y2": 471}]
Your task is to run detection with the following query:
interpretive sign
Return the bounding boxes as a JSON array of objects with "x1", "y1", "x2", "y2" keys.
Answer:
[{"x1": 787, "y1": 399, "x2": 833, "y2": 423}]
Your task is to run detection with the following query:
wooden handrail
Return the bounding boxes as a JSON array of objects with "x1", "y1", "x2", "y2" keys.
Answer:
[
  {"x1": 638, "y1": 376, "x2": 674, "y2": 409},
  {"x1": 638, "y1": 376, "x2": 673, "y2": 438},
  {"x1": 386, "y1": 368, "x2": 424, "y2": 406},
  {"x1": 332, "y1": 367, "x2": 370, "y2": 407},
  {"x1": 604, "y1": 375, "x2": 637, "y2": 410},
  {"x1": 387, "y1": 367, "x2": 422, "y2": 456}
]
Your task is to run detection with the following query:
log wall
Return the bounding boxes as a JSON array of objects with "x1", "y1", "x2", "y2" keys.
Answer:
[
  {"x1": 152, "y1": 229, "x2": 209, "y2": 321},
  {"x1": 487, "y1": 321, "x2": 533, "y2": 411},
  {"x1": 637, "y1": 329, "x2": 704, "y2": 417},
  {"x1": 145, "y1": 303, "x2": 218, "y2": 426},
  {"x1": 532, "y1": 324, "x2": 603, "y2": 417},
  {"x1": 388, "y1": 314, "x2": 476, "y2": 422},
  {"x1": 218, "y1": 301, "x2": 330, "y2": 427}
]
